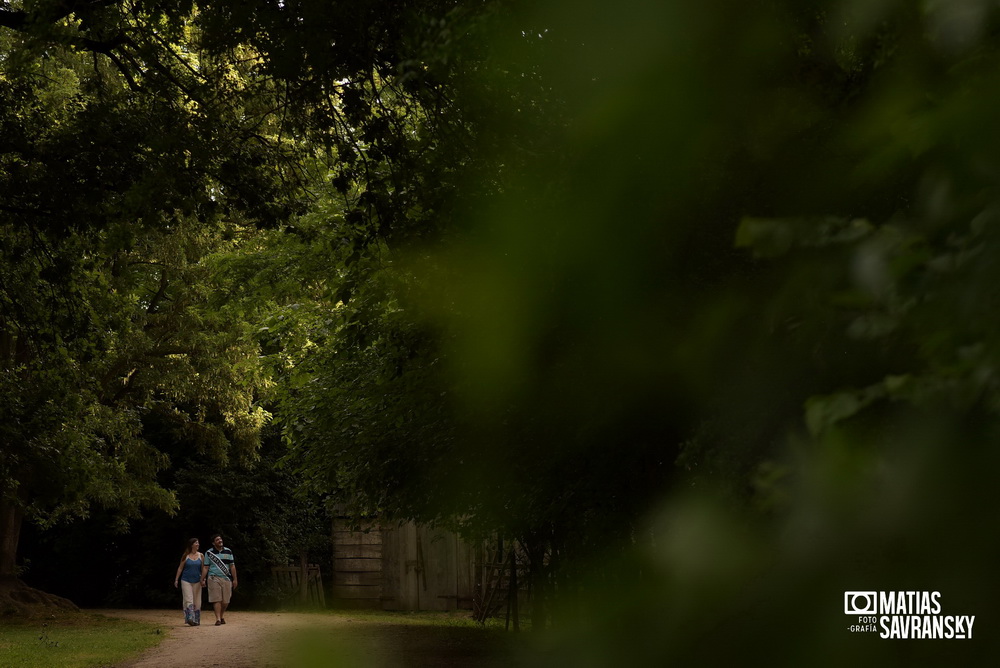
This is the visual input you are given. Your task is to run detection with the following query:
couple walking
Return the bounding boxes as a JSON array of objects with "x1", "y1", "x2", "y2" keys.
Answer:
[{"x1": 173, "y1": 534, "x2": 239, "y2": 627}]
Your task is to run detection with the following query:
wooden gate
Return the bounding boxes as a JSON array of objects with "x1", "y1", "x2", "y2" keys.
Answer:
[
  {"x1": 271, "y1": 561, "x2": 326, "y2": 607},
  {"x1": 381, "y1": 523, "x2": 474, "y2": 611}
]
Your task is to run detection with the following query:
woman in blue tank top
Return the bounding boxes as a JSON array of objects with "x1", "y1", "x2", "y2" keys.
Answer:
[{"x1": 173, "y1": 538, "x2": 204, "y2": 626}]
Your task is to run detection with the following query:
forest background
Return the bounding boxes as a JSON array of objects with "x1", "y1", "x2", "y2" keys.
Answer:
[{"x1": 2, "y1": 0, "x2": 999, "y2": 664}]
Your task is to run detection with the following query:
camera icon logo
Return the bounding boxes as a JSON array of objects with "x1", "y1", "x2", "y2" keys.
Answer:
[{"x1": 844, "y1": 591, "x2": 877, "y2": 615}]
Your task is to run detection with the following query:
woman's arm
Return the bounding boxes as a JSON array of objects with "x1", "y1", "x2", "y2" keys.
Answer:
[{"x1": 174, "y1": 557, "x2": 186, "y2": 588}]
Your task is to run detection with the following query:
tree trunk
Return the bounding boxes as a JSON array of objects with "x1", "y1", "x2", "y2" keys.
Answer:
[
  {"x1": 1, "y1": 329, "x2": 30, "y2": 580},
  {"x1": 300, "y1": 552, "x2": 309, "y2": 604},
  {"x1": 507, "y1": 547, "x2": 519, "y2": 632},
  {"x1": 0, "y1": 488, "x2": 80, "y2": 616},
  {"x1": 0, "y1": 496, "x2": 23, "y2": 579},
  {"x1": 527, "y1": 540, "x2": 547, "y2": 632},
  {"x1": 473, "y1": 538, "x2": 484, "y2": 619}
]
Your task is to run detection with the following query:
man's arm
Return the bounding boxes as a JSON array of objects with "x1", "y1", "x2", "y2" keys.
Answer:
[
  {"x1": 230, "y1": 562, "x2": 238, "y2": 589},
  {"x1": 201, "y1": 559, "x2": 209, "y2": 586}
]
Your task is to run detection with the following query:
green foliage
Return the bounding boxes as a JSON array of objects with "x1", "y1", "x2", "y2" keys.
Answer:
[
  {"x1": 0, "y1": 211, "x2": 274, "y2": 527},
  {"x1": 276, "y1": 262, "x2": 456, "y2": 522},
  {"x1": 2, "y1": 0, "x2": 505, "y2": 590},
  {"x1": 0, "y1": 3, "x2": 285, "y2": 535}
]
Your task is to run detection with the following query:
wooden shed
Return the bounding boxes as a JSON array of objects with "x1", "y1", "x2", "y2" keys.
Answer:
[{"x1": 332, "y1": 517, "x2": 476, "y2": 611}]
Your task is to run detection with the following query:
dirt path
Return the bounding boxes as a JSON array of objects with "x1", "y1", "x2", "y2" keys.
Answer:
[
  {"x1": 96, "y1": 609, "x2": 516, "y2": 668},
  {"x1": 100, "y1": 609, "x2": 345, "y2": 667}
]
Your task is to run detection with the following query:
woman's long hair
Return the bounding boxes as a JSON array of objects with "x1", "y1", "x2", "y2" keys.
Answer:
[{"x1": 182, "y1": 537, "x2": 199, "y2": 558}]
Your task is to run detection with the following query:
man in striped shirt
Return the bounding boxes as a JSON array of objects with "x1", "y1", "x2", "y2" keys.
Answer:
[{"x1": 200, "y1": 533, "x2": 238, "y2": 626}]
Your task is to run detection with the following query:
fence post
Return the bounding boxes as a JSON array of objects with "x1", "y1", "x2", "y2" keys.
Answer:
[{"x1": 300, "y1": 553, "x2": 309, "y2": 604}]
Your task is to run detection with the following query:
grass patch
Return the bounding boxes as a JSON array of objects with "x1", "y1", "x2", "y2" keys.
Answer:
[
  {"x1": 322, "y1": 608, "x2": 504, "y2": 627},
  {"x1": 0, "y1": 613, "x2": 164, "y2": 668},
  {"x1": 287, "y1": 607, "x2": 520, "y2": 631},
  {"x1": 277, "y1": 610, "x2": 522, "y2": 667}
]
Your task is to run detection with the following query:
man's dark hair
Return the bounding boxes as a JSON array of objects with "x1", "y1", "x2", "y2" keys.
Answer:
[{"x1": 211, "y1": 533, "x2": 222, "y2": 542}]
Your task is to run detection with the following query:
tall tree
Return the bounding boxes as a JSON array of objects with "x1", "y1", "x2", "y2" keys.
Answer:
[{"x1": 0, "y1": 11, "x2": 282, "y2": 587}]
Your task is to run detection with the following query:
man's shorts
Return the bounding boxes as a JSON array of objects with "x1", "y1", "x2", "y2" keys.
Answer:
[{"x1": 207, "y1": 575, "x2": 233, "y2": 604}]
